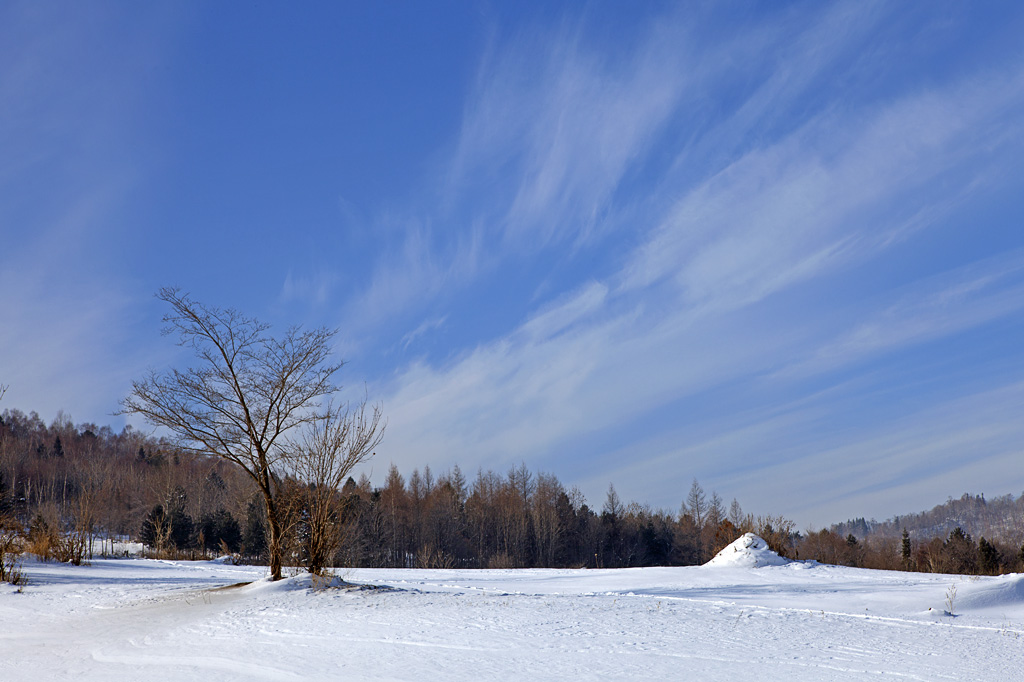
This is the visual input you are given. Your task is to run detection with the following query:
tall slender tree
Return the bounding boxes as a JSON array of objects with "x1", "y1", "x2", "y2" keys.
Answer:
[{"x1": 685, "y1": 478, "x2": 707, "y2": 528}]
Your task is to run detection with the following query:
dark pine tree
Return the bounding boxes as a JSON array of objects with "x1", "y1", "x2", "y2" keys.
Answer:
[
  {"x1": 943, "y1": 527, "x2": 977, "y2": 574},
  {"x1": 165, "y1": 486, "x2": 193, "y2": 550},
  {"x1": 978, "y1": 537, "x2": 1000, "y2": 574},
  {"x1": 243, "y1": 498, "x2": 267, "y2": 561},
  {"x1": 217, "y1": 509, "x2": 242, "y2": 553},
  {"x1": 0, "y1": 469, "x2": 11, "y2": 518},
  {"x1": 198, "y1": 508, "x2": 242, "y2": 554},
  {"x1": 901, "y1": 528, "x2": 912, "y2": 569},
  {"x1": 140, "y1": 505, "x2": 165, "y2": 548}
]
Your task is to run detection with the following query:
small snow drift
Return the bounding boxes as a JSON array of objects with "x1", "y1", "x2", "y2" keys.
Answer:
[
  {"x1": 957, "y1": 573, "x2": 1024, "y2": 612},
  {"x1": 243, "y1": 572, "x2": 350, "y2": 594},
  {"x1": 704, "y1": 533, "x2": 790, "y2": 568}
]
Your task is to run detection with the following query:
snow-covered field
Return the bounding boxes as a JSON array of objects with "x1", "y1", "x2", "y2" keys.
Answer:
[{"x1": 2, "y1": 536, "x2": 1023, "y2": 681}]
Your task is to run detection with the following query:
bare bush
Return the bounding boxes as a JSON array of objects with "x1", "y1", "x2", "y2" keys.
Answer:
[
  {"x1": 24, "y1": 509, "x2": 88, "y2": 565},
  {"x1": 26, "y1": 512, "x2": 59, "y2": 560},
  {"x1": 487, "y1": 552, "x2": 516, "y2": 569},
  {"x1": 417, "y1": 544, "x2": 456, "y2": 569},
  {"x1": 756, "y1": 515, "x2": 796, "y2": 558},
  {"x1": 0, "y1": 516, "x2": 26, "y2": 586}
]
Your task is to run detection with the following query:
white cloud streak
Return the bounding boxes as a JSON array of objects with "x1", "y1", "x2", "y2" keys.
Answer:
[
  {"x1": 279, "y1": 270, "x2": 337, "y2": 307},
  {"x1": 369, "y1": 5, "x2": 1024, "y2": 521},
  {"x1": 624, "y1": 69, "x2": 1024, "y2": 310},
  {"x1": 780, "y1": 251, "x2": 1024, "y2": 379},
  {"x1": 400, "y1": 315, "x2": 448, "y2": 351}
]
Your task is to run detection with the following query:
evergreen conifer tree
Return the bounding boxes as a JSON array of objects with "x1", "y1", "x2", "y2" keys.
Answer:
[
  {"x1": 978, "y1": 537, "x2": 1000, "y2": 574},
  {"x1": 140, "y1": 505, "x2": 166, "y2": 549},
  {"x1": 165, "y1": 486, "x2": 193, "y2": 550},
  {"x1": 243, "y1": 499, "x2": 267, "y2": 561},
  {"x1": 0, "y1": 470, "x2": 11, "y2": 518},
  {"x1": 198, "y1": 508, "x2": 242, "y2": 553}
]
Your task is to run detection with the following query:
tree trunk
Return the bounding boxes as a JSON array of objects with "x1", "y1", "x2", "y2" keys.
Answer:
[{"x1": 261, "y1": 487, "x2": 284, "y2": 580}]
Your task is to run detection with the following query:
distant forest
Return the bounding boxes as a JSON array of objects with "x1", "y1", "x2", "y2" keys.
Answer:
[{"x1": 2, "y1": 406, "x2": 1023, "y2": 576}]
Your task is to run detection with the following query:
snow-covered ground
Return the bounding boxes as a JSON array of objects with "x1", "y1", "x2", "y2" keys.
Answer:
[{"x1": 2, "y1": 538, "x2": 1022, "y2": 680}]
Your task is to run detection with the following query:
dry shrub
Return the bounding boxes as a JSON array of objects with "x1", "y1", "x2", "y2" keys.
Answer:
[
  {"x1": 756, "y1": 515, "x2": 796, "y2": 558},
  {"x1": 138, "y1": 545, "x2": 192, "y2": 561},
  {"x1": 218, "y1": 538, "x2": 239, "y2": 563},
  {"x1": 711, "y1": 520, "x2": 742, "y2": 555},
  {"x1": 0, "y1": 517, "x2": 27, "y2": 586},
  {"x1": 26, "y1": 513, "x2": 89, "y2": 565},
  {"x1": 487, "y1": 552, "x2": 516, "y2": 569},
  {"x1": 27, "y1": 513, "x2": 59, "y2": 561},
  {"x1": 417, "y1": 544, "x2": 456, "y2": 569},
  {"x1": 53, "y1": 532, "x2": 88, "y2": 565}
]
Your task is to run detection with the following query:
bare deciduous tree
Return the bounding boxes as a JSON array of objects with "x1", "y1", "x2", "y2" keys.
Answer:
[
  {"x1": 284, "y1": 399, "x2": 383, "y2": 575},
  {"x1": 121, "y1": 288, "x2": 350, "y2": 580},
  {"x1": 685, "y1": 479, "x2": 707, "y2": 529}
]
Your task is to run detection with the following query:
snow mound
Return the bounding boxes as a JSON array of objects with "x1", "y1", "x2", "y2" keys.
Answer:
[
  {"x1": 704, "y1": 533, "x2": 790, "y2": 568},
  {"x1": 957, "y1": 573, "x2": 1024, "y2": 612},
  {"x1": 243, "y1": 572, "x2": 351, "y2": 594}
]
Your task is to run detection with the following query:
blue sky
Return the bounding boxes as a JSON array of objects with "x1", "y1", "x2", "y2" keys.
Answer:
[{"x1": 3, "y1": 1, "x2": 1024, "y2": 527}]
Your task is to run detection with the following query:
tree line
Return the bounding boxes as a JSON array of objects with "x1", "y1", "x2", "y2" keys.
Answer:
[
  {"x1": 0, "y1": 410, "x2": 760, "y2": 570},
  {"x1": 820, "y1": 492, "x2": 1024, "y2": 575},
  {"x1": 4, "y1": 408, "x2": 1023, "y2": 575},
  {"x1": 304, "y1": 466, "x2": 783, "y2": 569}
]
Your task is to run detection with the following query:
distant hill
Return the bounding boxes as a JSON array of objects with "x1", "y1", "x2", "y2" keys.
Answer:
[{"x1": 833, "y1": 492, "x2": 1024, "y2": 545}]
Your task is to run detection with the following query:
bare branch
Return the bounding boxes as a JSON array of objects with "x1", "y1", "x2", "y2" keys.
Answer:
[{"x1": 284, "y1": 398, "x2": 385, "y2": 490}]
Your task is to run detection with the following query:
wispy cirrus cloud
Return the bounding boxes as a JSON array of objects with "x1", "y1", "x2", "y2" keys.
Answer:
[
  {"x1": 446, "y1": 19, "x2": 688, "y2": 249},
  {"x1": 343, "y1": 10, "x2": 699, "y2": 332},
  {"x1": 727, "y1": 379, "x2": 1024, "y2": 526},
  {"x1": 367, "y1": 3, "x2": 1024, "y2": 520},
  {"x1": 342, "y1": 218, "x2": 484, "y2": 339},
  {"x1": 623, "y1": 66, "x2": 1024, "y2": 310},
  {"x1": 400, "y1": 315, "x2": 448, "y2": 352},
  {"x1": 778, "y1": 251, "x2": 1024, "y2": 380},
  {"x1": 279, "y1": 270, "x2": 338, "y2": 307},
  {"x1": 582, "y1": 374, "x2": 1024, "y2": 527}
]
